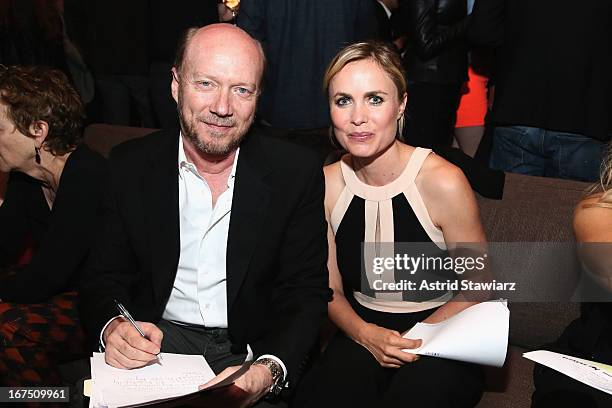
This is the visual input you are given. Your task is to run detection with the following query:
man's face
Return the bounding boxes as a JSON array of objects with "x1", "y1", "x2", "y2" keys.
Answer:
[{"x1": 172, "y1": 31, "x2": 263, "y2": 156}]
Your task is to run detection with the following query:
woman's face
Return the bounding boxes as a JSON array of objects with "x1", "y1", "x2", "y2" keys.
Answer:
[
  {"x1": 0, "y1": 103, "x2": 34, "y2": 173},
  {"x1": 328, "y1": 59, "x2": 406, "y2": 158}
]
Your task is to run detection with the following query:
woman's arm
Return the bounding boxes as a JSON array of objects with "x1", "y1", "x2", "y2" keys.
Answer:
[
  {"x1": 573, "y1": 195, "x2": 612, "y2": 291},
  {"x1": 417, "y1": 158, "x2": 488, "y2": 323}
]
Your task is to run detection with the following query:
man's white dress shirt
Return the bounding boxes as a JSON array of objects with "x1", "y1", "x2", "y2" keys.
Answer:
[{"x1": 162, "y1": 136, "x2": 238, "y2": 327}]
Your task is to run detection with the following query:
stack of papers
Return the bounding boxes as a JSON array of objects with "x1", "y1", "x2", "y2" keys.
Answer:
[
  {"x1": 524, "y1": 350, "x2": 612, "y2": 395},
  {"x1": 89, "y1": 353, "x2": 215, "y2": 408},
  {"x1": 402, "y1": 300, "x2": 510, "y2": 367}
]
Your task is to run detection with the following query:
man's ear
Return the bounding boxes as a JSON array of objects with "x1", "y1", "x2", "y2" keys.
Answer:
[
  {"x1": 28, "y1": 120, "x2": 49, "y2": 146},
  {"x1": 171, "y1": 67, "x2": 180, "y2": 104}
]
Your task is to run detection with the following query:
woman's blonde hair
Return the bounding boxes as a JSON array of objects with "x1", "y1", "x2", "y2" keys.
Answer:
[
  {"x1": 323, "y1": 41, "x2": 407, "y2": 137},
  {"x1": 587, "y1": 142, "x2": 612, "y2": 208}
]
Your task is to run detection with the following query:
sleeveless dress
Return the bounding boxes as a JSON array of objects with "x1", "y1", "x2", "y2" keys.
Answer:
[
  {"x1": 297, "y1": 148, "x2": 484, "y2": 408},
  {"x1": 331, "y1": 147, "x2": 453, "y2": 318}
]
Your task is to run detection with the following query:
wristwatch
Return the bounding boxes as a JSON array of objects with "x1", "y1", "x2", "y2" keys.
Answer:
[{"x1": 252, "y1": 358, "x2": 284, "y2": 397}]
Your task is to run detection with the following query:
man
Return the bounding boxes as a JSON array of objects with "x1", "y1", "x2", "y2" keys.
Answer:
[
  {"x1": 374, "y1": 0, "x2": 399, "y2": 43},
  {"x1": 397, "y1": 0, "x2": 469, "y2": 150},
  {"x1": 468, "y1": 0, "x2": 612, "y2": 182},
  {"x1": 79, "y1": 24, "x2": 329, "y2": 406},
  {"x1": 237, "y1": 0, "x2": 382, "y2": 162}
]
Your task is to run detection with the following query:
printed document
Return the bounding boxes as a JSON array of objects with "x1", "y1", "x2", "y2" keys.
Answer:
[
  {"x1": 524, "y1": 350, "x2": 612, "y2": 395},
  {"x1": 402, "y1": 300, "x2": 509, "y2": 367},
  {"x1": 89, "y1": 353, "x2": 215, "y2": 407}
]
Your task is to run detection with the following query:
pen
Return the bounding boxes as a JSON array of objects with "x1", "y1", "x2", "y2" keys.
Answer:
[{"x1": 114, "y1": 299, "x2": 163, "y2": 363}]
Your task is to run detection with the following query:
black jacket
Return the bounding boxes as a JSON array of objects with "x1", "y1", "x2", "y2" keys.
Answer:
[
  {"x1": 0, "y1": 144, "x2": 108, "y2": 303},
  {"x1": 78, "y1": 129, "x2": 330, "y2": 387},
  {"x1": 399, "y1": 0, "x2": 469, "y2": 84}
]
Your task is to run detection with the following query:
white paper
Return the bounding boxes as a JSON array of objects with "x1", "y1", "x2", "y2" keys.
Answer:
[
  {"x1": 89, "y1": 345, "x2": 254, "y2": 408},
  {"x1": 402, "y1": 300, "x2": 509, "y2": 367},
  {"x1": 90, "y1": 352, "x2": 215, "y2": 408},
  {"x1": 524, "y1": 350, "x2": 612, "y2": 395}
]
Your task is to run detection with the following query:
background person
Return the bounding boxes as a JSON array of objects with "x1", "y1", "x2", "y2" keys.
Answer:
[
  {"x1": 531, "y1": 145, "x2": 612, "y2": 407},
  {"x1": 238, "y1": 0, "x2": 382, "y2": 162},
  {"x1": 468, "y1": 0, "x2": 612, "y2": 182},
  {"x1": 398, "y1": 0, "x2": 469, "y2": 150},
  {"x1": 0, "y1": 65, "x2": 107, "y2": 385}
]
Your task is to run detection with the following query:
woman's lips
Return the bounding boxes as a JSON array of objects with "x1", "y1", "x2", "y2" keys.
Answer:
[{"x1": 348, "y1": 132, "x2": 374, "y2": 141}]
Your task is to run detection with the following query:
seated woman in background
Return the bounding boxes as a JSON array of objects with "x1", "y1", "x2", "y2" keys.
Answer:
[
  {"x1": 0, "y1": 65, "x2": 107, "y2": 386},
  {"x1": 298, "y1": 42, "x2": 486, "y2": 408},
  {"x1": 532, "y1": 148, "x2": 612, "y2": 407}
]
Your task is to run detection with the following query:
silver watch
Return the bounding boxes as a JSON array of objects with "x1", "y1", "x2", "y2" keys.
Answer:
[{"x1": 253, "y1": 358, "x2": 284, "y2": 396}]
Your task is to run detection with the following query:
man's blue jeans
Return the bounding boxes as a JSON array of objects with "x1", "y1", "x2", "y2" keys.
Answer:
[{"x1": 489, "y1": 126, "x2": 607, "y2": 182}]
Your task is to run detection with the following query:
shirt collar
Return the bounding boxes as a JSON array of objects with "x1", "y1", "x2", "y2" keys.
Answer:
[
  {"x1": 178, "y1": 132, "x2": 240, "y2": 188},
  {"x1": 377, "y1": 1, "x2": 392, "y2": 18}
]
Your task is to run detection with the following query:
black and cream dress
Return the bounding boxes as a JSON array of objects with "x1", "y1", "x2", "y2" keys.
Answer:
[
  {"x1": 297, "y1": 148, "x2": 484, "y2": 408},
  {"x1": 331, "y1": 147, "x2": 453, "y2": 320}
]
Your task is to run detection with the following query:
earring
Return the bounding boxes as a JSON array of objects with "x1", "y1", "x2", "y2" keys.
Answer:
[
  {"x1": 35, "y1": 146, "x2": 41, "y2": 164},
  {"x1": 396, "y1": 115, "x2": 406, "y2": 141}
]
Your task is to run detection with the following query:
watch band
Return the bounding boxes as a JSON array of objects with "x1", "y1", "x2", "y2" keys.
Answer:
[{"x1": 253, "y1": 358, "x2": 284, "y2": 397}]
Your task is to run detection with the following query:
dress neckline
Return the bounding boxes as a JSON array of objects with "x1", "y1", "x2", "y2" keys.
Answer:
[{"x1": 339, "y1": 147, "x2": 428, "y2": 201}]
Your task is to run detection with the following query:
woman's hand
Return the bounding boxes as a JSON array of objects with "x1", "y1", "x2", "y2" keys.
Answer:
[{"x1": 355, "y1": 323, "x2": 422, "y2": 368}]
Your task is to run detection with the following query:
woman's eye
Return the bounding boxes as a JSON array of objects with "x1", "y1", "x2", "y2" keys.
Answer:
[
  {"x1": 369, "y1": 95, "x2": 384, "y2": 105},
  {"x1": 335, "y1": 96, "x2": 351, "y2": 106}
]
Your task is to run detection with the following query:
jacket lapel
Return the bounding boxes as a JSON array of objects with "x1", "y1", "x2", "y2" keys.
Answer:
[
  {"x1": 226, "y1": 131, "x2": 272, "y2": 310},
  {"x1": 143, "y1": 130, "x2": 181, "y2": 307}
]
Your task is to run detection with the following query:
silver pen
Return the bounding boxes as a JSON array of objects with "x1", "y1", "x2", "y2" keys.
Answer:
[{"x1": 114, "y1": 299, "x2": 163, "y2": 363}]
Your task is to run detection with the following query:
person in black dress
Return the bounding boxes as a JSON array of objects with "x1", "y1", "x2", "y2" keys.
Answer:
[{"x1": 297, "y1": 41, "x2": 486, "y2": 408}]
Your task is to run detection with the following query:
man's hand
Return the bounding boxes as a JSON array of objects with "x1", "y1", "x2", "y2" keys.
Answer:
[
  {"x1": 199, "y1": 364, "x2": 273, "y2": 407},
  {"x1": 103, "y1": 318, "x2": 163, "y2": 369},
  {"x1": 356, "y1": 323, "x2": 422, "y2": 368}
]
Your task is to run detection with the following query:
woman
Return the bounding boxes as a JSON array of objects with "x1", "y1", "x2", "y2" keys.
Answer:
[
  {"x1": 531, "y1": 148, "x2": 612, "y2": 407},
  {"x1": 299, "y1": 42, "x2": 485, "y2": 407},
  {"x1": 0, "y1": 65, "x2": 107, "y2": 385},
  {"x1": 453, "y1": 64, "x2": 489, "y2": 158}
]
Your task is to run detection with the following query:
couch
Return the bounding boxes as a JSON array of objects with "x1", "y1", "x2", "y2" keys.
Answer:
[
  {"x1": 83, "y1": 124, "x2": 591, "y2": 407},
  {"x1": 475, "y1": 173, "x2": 589, "y2": 407}
]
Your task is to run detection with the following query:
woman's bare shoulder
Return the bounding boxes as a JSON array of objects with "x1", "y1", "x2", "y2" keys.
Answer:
[
  {"x1": 323, "y1": 160, "x2": 346, "y2": 212},
  {"x1": 574, "y1": 193, "x2": 612, "y2": 242},
  {"x1": 416, "y1": 152, "x2": 471, "y2": 199}
]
